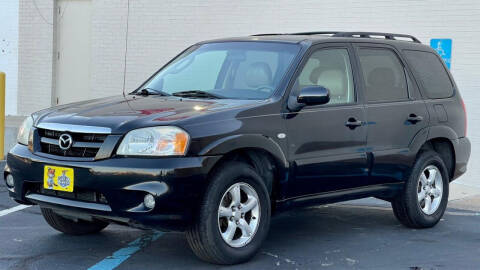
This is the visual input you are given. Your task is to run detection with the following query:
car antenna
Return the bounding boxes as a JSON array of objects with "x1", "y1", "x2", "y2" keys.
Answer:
[{"x1": 122, "y1": 0, "x2": 131, "y2": 98}]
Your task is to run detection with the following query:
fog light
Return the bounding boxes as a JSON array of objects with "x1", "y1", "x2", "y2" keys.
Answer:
[
  {"x1": 5, "y1": 174, "x2": 14, "y2": 188},
  {"x1": 144, "y1": 194, "x2": 156, "y2": 209}
]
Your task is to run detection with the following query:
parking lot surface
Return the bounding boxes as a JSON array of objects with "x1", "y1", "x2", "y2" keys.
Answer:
[{"x1": 1, "y1": 174, "x2": 479, "y2": 270}]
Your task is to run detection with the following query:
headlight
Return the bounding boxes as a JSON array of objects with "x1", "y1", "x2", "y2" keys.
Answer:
[
  {"x1": 117, "y1": 126, "x2": 190, "y2": 156},
  {"x1": 17, "y1": 116, "x2": 33, "y2": 145}
]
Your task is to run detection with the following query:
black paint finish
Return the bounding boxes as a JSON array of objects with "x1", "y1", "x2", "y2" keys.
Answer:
[{"x1": 5, "y1": 35, "x2": 470, "y2": 231}]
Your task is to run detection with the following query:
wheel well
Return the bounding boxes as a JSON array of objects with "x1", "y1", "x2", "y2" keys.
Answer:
[
  {"x1": 208, "y1": 148, "x2": 283, "y2": 207},
  {"x1": 418, "y1": 138, "x2": 455, "y2": 179}
]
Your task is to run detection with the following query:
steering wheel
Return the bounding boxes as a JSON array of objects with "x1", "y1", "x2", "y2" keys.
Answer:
[{"x1": 255, "y1": 85, "x2": 274, "y2": 93}]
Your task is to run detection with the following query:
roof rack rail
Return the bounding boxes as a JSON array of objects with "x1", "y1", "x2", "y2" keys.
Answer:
[
  {"x1": 251, "y1": 31, "x2": 421, "y2": 43},
  {"x1": 290, "y1": 31, "x2": 340, "y2": 36},
  {"x1": 250, "y1": 33, "x2": 287, "y2": 36},
  {"x1": 252, "y1": 32, "x2": 340, "y2": 37},
  {"x1": 332, "y1": 32, "x2": 421, "y2": 43}
]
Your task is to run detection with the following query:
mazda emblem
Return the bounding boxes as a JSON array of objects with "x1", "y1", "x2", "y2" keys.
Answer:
[{"x1": 58, "y1": 134, "x2": 73, "y2": 150}]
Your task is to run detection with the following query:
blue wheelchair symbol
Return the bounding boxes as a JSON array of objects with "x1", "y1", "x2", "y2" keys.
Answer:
[{"x1": 430, "y1": 39, "x2": 452, "y2": 69}]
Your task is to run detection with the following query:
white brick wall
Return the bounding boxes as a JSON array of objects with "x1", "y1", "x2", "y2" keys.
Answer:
[
  {"x1": 87, "y1": 0, "x2": 480, "y2": 119},
  {"x1": 90, "y1": 0, "x2": 129, "y2": 99},
  {"x1": 0, "y1": 0, "x2": 19, "y2": 115},
  {"x1": 18, "y1": 0, "x2": 55, "y2": 116},
  {"x1": 15, "y1": 0, "x2": 480, "y2": 185},
  {"x1": 18, "y1": 0, "x2": 480, "y2": 116}
]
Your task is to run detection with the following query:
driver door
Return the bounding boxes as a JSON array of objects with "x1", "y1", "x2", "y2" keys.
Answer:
[{"x1": 285, "y1": 44, "x2": 369, "y2": 198}]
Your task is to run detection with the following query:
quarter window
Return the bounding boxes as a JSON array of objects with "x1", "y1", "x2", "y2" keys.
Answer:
[
  {"x1": 358, "y1": 48, "x2": 409, "y2": 102},
  {"x1": 403, "y1": 50, "x2": 454, "y2": 99},
  {"x1": 294, "y1": 48, "x2": 355, "y2": 105}
]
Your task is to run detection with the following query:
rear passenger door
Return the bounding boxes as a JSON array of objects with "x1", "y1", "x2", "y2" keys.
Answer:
[{"x1": 353, "y1": 43, "x2": 429, "y2": 185}]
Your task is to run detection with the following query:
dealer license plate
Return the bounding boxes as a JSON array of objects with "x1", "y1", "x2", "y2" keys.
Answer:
[{"x1": 43, "y1": 165, "x2": 74, "y2": 192}]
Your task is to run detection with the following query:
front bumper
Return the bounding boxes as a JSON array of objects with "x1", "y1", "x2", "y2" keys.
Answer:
[{"x1": 5, "y1": 144, "x2": 221, "y2": 231}]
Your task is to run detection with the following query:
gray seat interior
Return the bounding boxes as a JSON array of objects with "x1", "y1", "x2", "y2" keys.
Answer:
[{"x1": 244, "y1": 62, "x2": 273, "y2": 88}]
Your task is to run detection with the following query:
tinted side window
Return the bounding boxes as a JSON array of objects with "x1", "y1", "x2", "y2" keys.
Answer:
[
  {"x1": 358, "y1": 48, "x2": 409, "y2": 102},
  {"x1": 294, "y1": 48, "x2": 355, "y2": 105},
  {"x1": 403, "y1": 50, "x2": 454, "y2": 99}
]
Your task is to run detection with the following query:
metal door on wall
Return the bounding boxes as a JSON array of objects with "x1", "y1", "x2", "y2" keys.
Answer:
[{"x1": 55, "y1": 0, "x2": 92, "y2": 105}]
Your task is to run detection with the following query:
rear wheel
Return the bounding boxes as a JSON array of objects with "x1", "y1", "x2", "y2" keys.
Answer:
[
  {"x1": 186, "y1": 161, "x2": 271, "y2": 264},
  {"x1": 41, "y1": 208, "x2": 109, "y2": 235},
  {"x1": 392, "y1": 151, "x2": 449, "y2": 228}
]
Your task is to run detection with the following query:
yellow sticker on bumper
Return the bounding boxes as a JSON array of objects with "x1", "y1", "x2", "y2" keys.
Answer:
[{"x1": 44, "y1": 165, "x2": 74, "y2": 192}]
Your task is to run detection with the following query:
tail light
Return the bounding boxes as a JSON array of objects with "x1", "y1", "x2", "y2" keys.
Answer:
[{"x1": 461, "y1": 98, "x2": 467, "y2": 137}]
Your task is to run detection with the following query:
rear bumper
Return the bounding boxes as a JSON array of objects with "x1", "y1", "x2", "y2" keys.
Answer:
[
  {"x1": 5, "y1": 144, "x2": 221, "y2": 231},
  {"x1": 452, "y1": 137, "x2": 471, "y2": 180}
]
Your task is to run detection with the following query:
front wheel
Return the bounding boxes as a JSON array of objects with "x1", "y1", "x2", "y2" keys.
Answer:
[
  {"x1": 392, "y1": 151, "x2": 449, "y2": 228},
  {"x1": 186, "y1": 161, "x2": 271, "y2": 264}
]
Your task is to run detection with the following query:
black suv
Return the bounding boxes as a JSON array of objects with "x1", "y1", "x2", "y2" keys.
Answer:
[{"x1": 5, "y1": 32, "x2": 470, "y2": 264}]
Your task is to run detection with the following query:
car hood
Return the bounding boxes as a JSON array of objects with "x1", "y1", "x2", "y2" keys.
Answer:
[{"x1": 34, "y1": 95, "x2": 263, "y2": 134}]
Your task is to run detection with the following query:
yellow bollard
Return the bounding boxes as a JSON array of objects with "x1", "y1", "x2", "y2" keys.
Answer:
[{"x1": 0, "y1": 72, "x2": 5, "y2": 160}]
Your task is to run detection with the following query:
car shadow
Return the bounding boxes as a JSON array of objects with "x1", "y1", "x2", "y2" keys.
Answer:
[
  {"x1": 113, "y1": 203, "x2": 408, "y2": 269},
  {"x1": 8, "y1": 202, "x2": 466, "y2": 270}
]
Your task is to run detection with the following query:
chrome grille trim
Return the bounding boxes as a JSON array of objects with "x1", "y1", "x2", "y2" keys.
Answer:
[
  {"x1": 40, "y1": 137, "x2": 103, "y2": 148},
  {"x1": 36, "y1": 123, "x2": 112, "y2": 134}
]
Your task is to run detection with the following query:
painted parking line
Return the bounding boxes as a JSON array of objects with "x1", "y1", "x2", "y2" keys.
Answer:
[
  {"x1": 328, "y1": 204, "x2": 480, "y2": 216},
  {"x1": 88, "y1": 231, "x2": 164, "y2": 270},
  {"x1": 0, "y1": 205, "x2": 31, "y2": 217}
]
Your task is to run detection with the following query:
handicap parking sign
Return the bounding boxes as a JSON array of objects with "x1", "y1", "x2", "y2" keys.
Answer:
[{"x1": 430, "y1": 39, "x2": 452, "y2": 69}]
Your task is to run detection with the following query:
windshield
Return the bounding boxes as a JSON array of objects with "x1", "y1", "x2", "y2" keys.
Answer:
[{"x1": 140, "y1": 42, "x2": 300, "y2": 100}]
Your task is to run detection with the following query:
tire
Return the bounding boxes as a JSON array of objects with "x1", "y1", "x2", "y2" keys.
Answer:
[
  {"x1": 186, "y1": 161, "x2": 271, "y2": 264},
  {"x1": 391, "y1": 150, "x2": 449, "y2": 228},
  {"x1": 41, "y1": 207, "x2": 109, "y2": 235}
]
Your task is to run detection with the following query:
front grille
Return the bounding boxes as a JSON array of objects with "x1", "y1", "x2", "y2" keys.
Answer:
[
  {"x1": 41, "y1": 144, "x2": 100, "y2": 158},
  {"x1": 38, "y1": 128, "x2": 107, "y2": 158},
  {"x1": 41, "y1": 129, "x2": 108, "y2": 143}
]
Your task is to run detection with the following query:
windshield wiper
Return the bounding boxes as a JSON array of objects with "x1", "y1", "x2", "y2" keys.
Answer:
[
  {"x1": 172, "y1": 90, "x2": 225, "y2": 99},
  {"x1": 134, "y1": 88, "x2": 171, "y2": 96}
]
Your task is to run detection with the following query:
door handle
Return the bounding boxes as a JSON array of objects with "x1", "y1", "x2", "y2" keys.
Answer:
[
  {"x1": 345, "y1": 117, "x2": 363, "y2": 129},
  {"x1": 407, "y1": 114, "x2": 423, "y2": 124}
]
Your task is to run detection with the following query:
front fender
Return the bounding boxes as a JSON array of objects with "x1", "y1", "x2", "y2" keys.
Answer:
[{"x1": 198, "y1": 134, "x2": 289, "y2": 169}]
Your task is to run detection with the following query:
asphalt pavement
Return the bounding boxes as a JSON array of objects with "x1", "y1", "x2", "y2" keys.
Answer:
[{"x1": 1, "y1": 167, "x2": 479, "y2": 270}]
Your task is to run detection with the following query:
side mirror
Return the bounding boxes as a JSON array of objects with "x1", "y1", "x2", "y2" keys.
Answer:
[{"x1": 297, "y1": 86, "x2": 330, "y2": 106}]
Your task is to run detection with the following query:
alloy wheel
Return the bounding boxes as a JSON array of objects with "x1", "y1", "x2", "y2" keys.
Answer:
[
  {"x1": 417, "y1": 165, "x2": 443, "y2": 215},
  {"x1": 217, "y1": 182, "x2": 261, "y2": 248}
]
